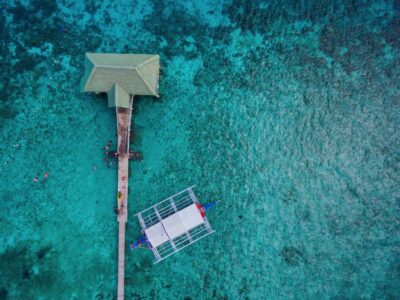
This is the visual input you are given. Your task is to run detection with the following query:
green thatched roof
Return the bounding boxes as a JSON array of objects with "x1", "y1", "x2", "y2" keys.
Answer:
[
  {"x1": 80, "y1": 53, "x2": 160, "y2": 98},
  {"x1": 107, "y1": 83, "x2": 131, "y2": 108}
]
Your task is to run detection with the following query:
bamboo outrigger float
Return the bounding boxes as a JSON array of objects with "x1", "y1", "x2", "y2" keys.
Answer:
[{"x1": 80, "y1": 53, "x2": 160, "y2": 300}]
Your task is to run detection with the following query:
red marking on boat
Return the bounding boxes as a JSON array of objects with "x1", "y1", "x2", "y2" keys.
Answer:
[{"x1": 196, "y1": 203, "x2": 206, "y2": 217}]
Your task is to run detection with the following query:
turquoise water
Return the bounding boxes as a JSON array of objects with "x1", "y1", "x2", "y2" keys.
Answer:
[{"x1": 1, "y1": 0, "x2": 399, "y2": 299}]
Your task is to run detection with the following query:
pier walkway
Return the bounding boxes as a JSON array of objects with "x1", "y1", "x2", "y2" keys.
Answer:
[
  {"x1": 116, "y1": 99, "x2": 133, "y2": 300},
  {"x1": 80, "y1": 52, "x2": 160, "y2": 300}
]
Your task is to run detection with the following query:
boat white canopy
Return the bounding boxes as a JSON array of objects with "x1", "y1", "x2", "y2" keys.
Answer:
[{"x1": 135, "y1": 186, "x2": 215, "y2": 263}]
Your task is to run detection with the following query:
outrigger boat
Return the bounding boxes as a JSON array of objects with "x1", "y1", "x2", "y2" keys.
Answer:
[{"x1": 131, "y1": 186, "x2": 217, "y2": 263}]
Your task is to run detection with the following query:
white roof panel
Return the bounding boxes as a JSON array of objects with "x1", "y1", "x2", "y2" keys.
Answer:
[
  {"x1": 162, "y1": 204, "x2": 204, "y2": 239},
  {"x1": 162, "y1": 213, "x2": 187, "y2": 239},
  {"x1": 144, "y1": 222, "x2": 169, "y2": 248},
  {"x1": 179, "y1": 204, "x2": 204, "y2": 230}
]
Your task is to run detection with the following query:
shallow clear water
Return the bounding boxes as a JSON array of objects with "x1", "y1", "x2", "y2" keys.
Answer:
[{"x1": 0, "y1": 0, "x2": 399, "y2": 299}]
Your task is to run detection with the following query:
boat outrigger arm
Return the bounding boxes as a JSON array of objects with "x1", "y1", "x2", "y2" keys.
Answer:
[{"x1": 132, "y1": 186, "x2": 217, "y2": 264}]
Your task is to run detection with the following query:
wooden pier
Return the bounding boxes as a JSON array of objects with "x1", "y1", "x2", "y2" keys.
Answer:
[
  {"x1": 80, "y1": 52, "x2": 160, "y2": 300},
  {"x1": 116, "y1": 101, "x2": 132, "y2": 300}
]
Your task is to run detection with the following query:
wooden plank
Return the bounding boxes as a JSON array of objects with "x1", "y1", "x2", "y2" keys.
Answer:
[
  {"x1": 116, "y1": 97, "x2": 133, "y2": 300},
  {"x1": 117, "y1": 222, "x2": 126, "y2": 300}
]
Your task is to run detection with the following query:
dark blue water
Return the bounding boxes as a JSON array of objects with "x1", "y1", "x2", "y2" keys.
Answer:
[{"x1": 0, "y1": 0, "x2": 399, "y2": 299}]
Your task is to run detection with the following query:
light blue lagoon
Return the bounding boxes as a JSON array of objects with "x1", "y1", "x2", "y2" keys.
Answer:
[{"x1": 0, "y1": 0, "x2": 399, "y2": 299}]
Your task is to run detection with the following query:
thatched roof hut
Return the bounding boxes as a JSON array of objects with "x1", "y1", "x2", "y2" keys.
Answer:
[{"x1": 81, "y1": 53, "x2": 160, "y2": 108}]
